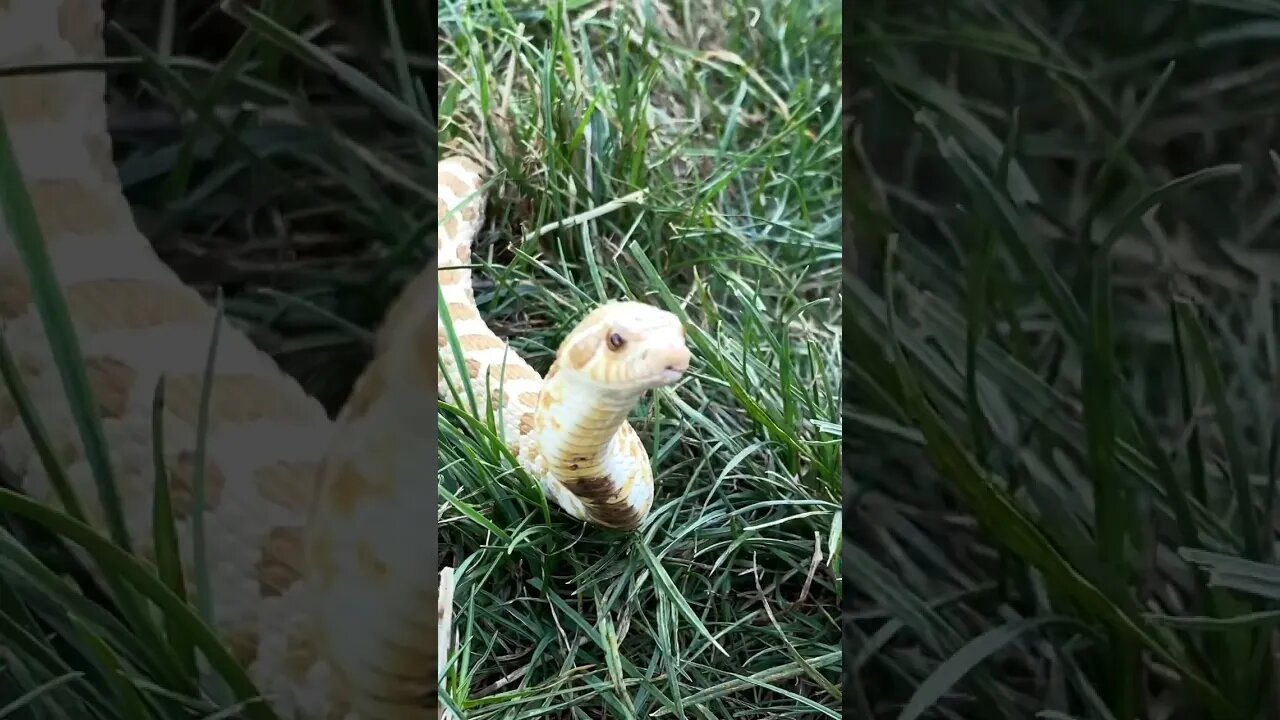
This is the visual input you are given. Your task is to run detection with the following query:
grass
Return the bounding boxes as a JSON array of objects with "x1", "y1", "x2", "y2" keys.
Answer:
[
  {"x1": 437, "y1": 1, "x2": 841, "y2": 718},
  {"x1": 0, "y1": 0, "x2": 841, "y2": 718},
  {"x1": 848, "y1": 1, "x2": 1280, "y2": 719}
]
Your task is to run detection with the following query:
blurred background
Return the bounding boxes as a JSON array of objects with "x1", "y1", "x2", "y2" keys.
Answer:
[{"x1": 847, "y1": 2, "x2": 1280, "y2": 719}]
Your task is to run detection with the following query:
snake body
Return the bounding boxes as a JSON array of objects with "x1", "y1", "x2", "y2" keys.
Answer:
[
  {"x1": 432, "y1": 157, "x2": 691, "y2": 713},
  {"x1": 1, "y1": 1, "x2": 691, "y2": 718},
  {"x1": 436, "y1": 156, "x2": 691, "y2": 532},
  {"x1": 0, "y1": 1, "x2": 373, "y2": 717}
]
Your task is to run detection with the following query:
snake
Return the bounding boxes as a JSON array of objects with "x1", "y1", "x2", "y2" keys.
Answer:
[
  {"x1": 432, "y1": 159, "x2": 695, "y2": 717},
  {"x1": 0, "y1": 1, "x2": 692, "y2": 718}
]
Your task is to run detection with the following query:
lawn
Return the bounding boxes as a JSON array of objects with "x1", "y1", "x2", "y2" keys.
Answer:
[
  {"x1": 438, "y1": 0, "x2": 843, "y2": 718},
  {"x1": 848, "y1": 2, "x2": 1280, "y2": 719},
  {"x1": 0, "y1": 0, "x2": 841, "y2": 719}
]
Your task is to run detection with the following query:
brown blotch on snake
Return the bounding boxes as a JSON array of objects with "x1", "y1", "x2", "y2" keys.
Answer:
[
  {"x1": 162, "y1": 373, "x2": 318, "y2": 429},
  {"x1": 167, "y1": 450, "x2": 227, "y2": 519},
  {"x1": 63, "y1": 280, "x2": 212, "y2": 332},
  {"x1": 325, "y1": 463, "x2": 380, "y2": 516},
  {"x1": 257, "y1": 526, "x2": 305, "y2": 597},
  {"x1": 0, "y1": 49, "x2": 76, "y2": 121},
  {"x1": 58, "y1": 0, "x2": 104, "y2": 56},
  {"x1": 83, "y1": 356, "x2": 134, "y2": 418},
  {"x1": 28, "y1": 179, "x2": 130, "y2": 235}
]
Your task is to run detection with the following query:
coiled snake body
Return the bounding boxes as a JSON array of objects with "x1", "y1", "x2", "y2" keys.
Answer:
[{"x1": 0, "y1": 2, "x2": 691, "y2": 718}]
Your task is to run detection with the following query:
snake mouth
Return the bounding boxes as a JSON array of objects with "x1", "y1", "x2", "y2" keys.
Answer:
[{"x1": 658, "y1": 363, "x2": 688, "y2": 385}]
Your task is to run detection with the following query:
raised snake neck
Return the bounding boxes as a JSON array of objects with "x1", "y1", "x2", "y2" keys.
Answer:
[{"x1": 435, "y1": 156, "x2": 690, "y2": 532}]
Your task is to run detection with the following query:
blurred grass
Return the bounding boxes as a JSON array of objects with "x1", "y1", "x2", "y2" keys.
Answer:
[
  {"x1": 437, "y1": 0, "x2": 841, "y2": 718},
  {"x1": 1, "y1": 0, "x2": 841, "y2": 718},
  {"x1": 848, "y1": 1, "x2": 1280, "y2": 719},
  {"x1": 1, "y1": 0, "x2": 435, "y2": 717}
]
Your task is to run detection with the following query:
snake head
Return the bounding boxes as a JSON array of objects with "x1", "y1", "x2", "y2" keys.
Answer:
[{"x1": 558, "y1": 301, "x2": 691, "y2": 393}]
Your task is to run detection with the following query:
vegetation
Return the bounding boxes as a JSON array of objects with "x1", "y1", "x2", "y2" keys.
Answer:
[
  {"x1": 848, "y1": 2, "x2": 1280, "y2": 719},
  {"x1": 438, "y1": 0, "x2": 841, "y2": 717},
  {"x1": 0, "y1": 0, "x2": 841, "y2": 718}
]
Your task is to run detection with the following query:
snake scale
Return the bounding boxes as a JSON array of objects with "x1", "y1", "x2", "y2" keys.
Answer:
[{"x1": 0, "y1": 1, "x2": 691, "y2": 718}]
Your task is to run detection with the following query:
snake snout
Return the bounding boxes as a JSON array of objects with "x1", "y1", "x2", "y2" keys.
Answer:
[
  {"x1": 667, "y1": 345, "x2": 692, "y2": 369},
  {"x1": 655, "y1": 345, "x2": 691, "y2": 384}
]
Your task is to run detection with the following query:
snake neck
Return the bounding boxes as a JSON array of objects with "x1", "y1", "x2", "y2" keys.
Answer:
[
  {"x1": 534, "y1": 362, "x2": 650, "y2": 527},
  {"x1": 536, "y1": 362, "x2": 638, "y2": 473}
]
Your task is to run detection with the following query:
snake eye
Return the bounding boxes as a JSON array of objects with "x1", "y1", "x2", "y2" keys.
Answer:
[{"x1": 607, "y1": 332, "x2": 626, "y2": 351}]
